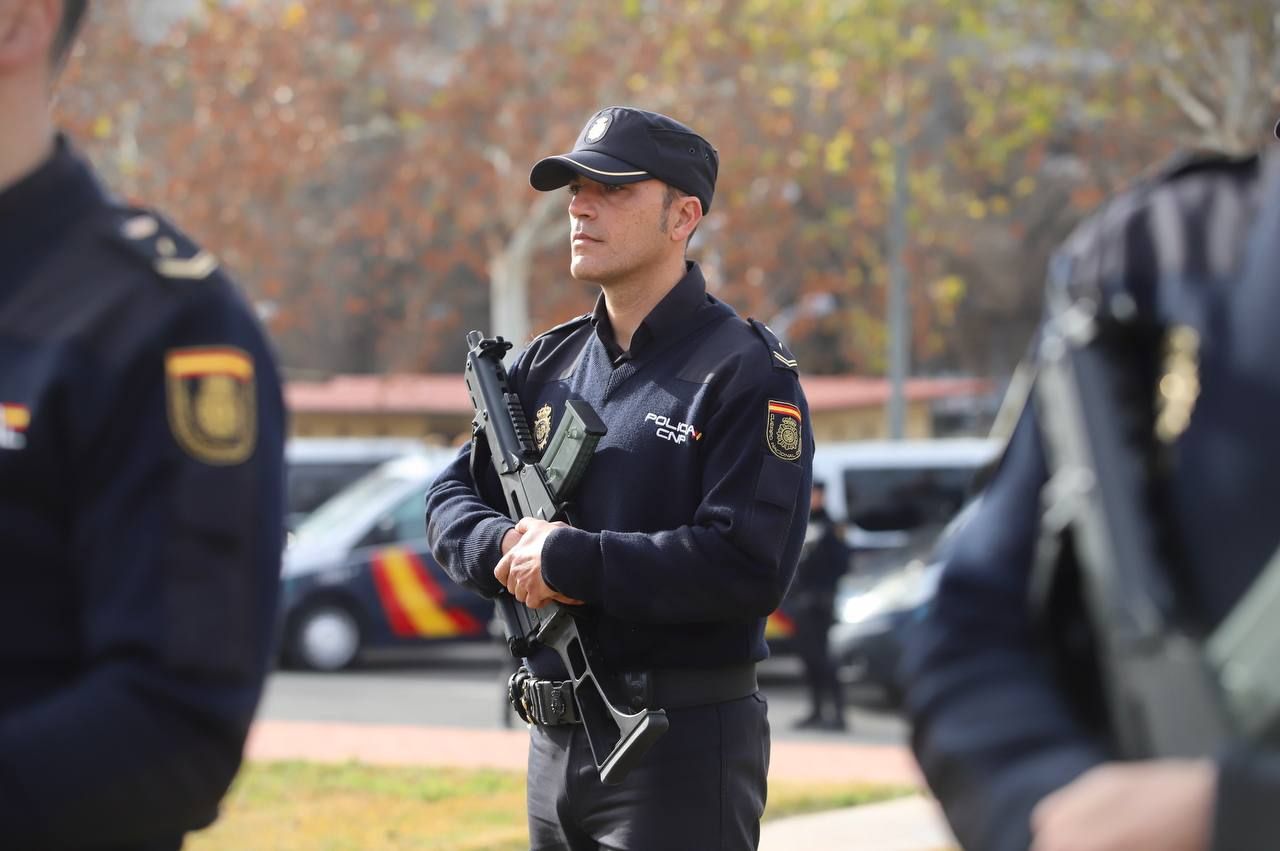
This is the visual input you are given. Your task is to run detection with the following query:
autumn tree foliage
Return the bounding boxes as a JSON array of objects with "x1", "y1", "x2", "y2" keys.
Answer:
[{"x1": 54, "y1": 0, "x2": 1276, "y2": 379}]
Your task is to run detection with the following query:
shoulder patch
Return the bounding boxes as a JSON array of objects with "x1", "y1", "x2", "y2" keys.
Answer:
[
  {"x1": 765, "y1": 399, "x2": 804, "y2": 461},
  {"x1": 111, "y1": 208, "x2": 219, "y2": 283},
  {"x1": 747, "y1": 318, "x2": 799, "y2": 373},
  {"x1": 165, "y1": 346, "x2": 257, "y2": 465}
]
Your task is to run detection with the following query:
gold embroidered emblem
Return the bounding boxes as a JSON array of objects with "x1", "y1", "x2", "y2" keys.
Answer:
[
  {"x1": 534, "y1": 404, "x2": 553, "y2": 451},
  {"x1": 765, "y1": 399, "x2": 803, "y2": 461},
  {"x1": 1154, "y1": 324, "x2": 1200, "y2": 444},
  {"x1": 165, "y1": 347, "x2": 257, "y2": 465}
]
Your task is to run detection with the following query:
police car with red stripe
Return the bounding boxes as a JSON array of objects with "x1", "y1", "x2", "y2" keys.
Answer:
[{"x1": 280, "y1": 450, "x2": 495, "y2": 670}]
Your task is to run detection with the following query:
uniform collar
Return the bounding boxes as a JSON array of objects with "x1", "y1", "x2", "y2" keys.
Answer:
[
  {"x1": 591, "y1": 262, "x2": 708, "y2": 363},
  {"x1": 0, "y1": 135, "x2": 106, "y2": 268}
]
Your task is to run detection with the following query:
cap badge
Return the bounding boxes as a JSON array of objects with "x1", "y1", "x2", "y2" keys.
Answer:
[{"x1": 585, "y1": 114, "x2": 612, "y2": 143}]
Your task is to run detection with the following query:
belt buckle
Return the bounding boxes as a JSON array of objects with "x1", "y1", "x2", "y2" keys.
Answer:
[
  {"x1": 522, "y1": 684, "x2": 537, "y2": 723},
  {"x1": 548, "y1": 683, "x2": 566, "y2": 721}
]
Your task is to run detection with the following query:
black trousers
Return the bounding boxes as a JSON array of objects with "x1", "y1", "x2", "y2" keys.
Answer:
[
  {"x1": 793, "y1": 600, "x2": 844, "y2": 721},
  {"x1": 526, "y1": 692, "x2": 770, "y2": 850}
]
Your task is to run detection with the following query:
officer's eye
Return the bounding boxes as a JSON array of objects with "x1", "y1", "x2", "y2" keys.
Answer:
[
  {"x1": 567, "y1": 184, "x2": 581, "y2": 196},
  {"x1": 604, "y1": 184, "x2": 624, "y2": 193}
]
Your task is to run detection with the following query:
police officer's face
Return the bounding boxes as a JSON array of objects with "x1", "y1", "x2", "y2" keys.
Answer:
[
  {"x1": 566, "y1": 177, "x2": 673, "y2": 286},
  {"x1": 0, "y1": 0, "x2": 58, "y2": 76}
]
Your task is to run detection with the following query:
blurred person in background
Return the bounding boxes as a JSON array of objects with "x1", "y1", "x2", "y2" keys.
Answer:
[
  {"x1": 0, "y1": 1, "x2": 285, "y2": 847},
  {"x1": 902, "y1": 142, "x2": 1280, "y2": 851},
  {"x1": 427, "y1": 106, "x2": 813, "y2": 850},
  {"x1": 788, "y1": 480, "x2": 849, "y2": 731}
]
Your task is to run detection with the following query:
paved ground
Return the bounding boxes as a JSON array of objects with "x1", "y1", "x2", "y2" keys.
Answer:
[
  {"x1": 760, "y1": 796, "x2": 954, "y2": 851},
  {"x1": 258, "y1": 650, "x2": 910, "y2": 745},
  {"x1": 249, "y1": 648, "x2": 955, "y2": 848},
  {"x1": 245, "y1": 719, "x2": 957, "y2": 850},
  {"x1": 246, "y1": 719, "x2": 923, "y2": 784}
]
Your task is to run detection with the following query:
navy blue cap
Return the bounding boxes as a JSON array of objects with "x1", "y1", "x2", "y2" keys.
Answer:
[{"x1": 530, "y1": 106, "x2": 719, "y2": 213}]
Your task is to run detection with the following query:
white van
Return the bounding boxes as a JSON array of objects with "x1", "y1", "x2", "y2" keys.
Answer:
[{"x1": 812, "y1": 438, "x2": 1000, "y2": 549}]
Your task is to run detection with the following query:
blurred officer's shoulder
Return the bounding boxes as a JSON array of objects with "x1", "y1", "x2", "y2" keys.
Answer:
[
  {"x1": 102, "y1": 204, "x2": 244, "y2": 304},
  {"x1": 1049, "y1": 148, "x2": 1264, "y2": 315},
  {"x1": 22, "y1": 193, "x2": 268, "y2": 358}
]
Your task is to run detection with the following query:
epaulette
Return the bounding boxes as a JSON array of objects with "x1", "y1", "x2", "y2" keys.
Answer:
[
  {"x1": 529, "y1": 312, "x2": 592, "y2": 344},
  {"x1": 109, "y1": 207, "x2": 219, "y2": 283},
  {"x1": 747, "y1": 318, "x2": 799, "y2": 374}
]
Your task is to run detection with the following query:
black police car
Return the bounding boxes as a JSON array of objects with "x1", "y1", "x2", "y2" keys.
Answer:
[{"x1": 280, "y1": 452, "x2": 495, "y2": 670}]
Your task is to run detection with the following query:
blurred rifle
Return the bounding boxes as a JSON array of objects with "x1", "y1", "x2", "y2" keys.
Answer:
[
  {"x1": 464, "y1": 330, "x2": 668, "y2": 784},
  {"x1": 1031, "y1": 269, "x2": 1234, "y2": 758}
]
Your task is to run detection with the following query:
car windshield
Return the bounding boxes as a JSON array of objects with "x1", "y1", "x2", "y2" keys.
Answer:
[{"x1": 292, "y1": 465, "x2": 416, "y2": 545}]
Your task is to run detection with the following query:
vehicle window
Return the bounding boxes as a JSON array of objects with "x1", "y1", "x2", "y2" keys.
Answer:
[
  {"x1": 843, "y1": 465, "x2": 979, "y2": 531},
  {"x1": 287, "y1": 461, "x2": 382, "y2": 516},
  {"x1": 357, "y1": 492, "x2": 431, "y2": 549},
  {"x1": 292, "y1": 467, "x2": 411, "y2": 545}
]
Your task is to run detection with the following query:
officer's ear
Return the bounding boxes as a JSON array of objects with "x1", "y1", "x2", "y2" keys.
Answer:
[
  {"x1": 667, "y1": 192, "x2": 703, "y2": 246},
  {"x1": 0, "y1": 0, "x2": 59, "y2": 73}
]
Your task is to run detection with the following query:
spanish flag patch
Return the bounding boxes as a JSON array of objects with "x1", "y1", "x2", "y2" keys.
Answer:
[
  {"x1": 165, "y1": 346, "x2": 257, "y2": 465},
  {"x1": 766, "y1": 400, "x2": 802, "y2": 461},
  {"x1": 0, "y1": 403, "x2": 30, "y2": 450}
]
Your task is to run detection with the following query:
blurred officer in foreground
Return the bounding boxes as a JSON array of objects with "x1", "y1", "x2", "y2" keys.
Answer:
[
  {"x1": 903, "y1": 142, "x2": 1280, "y2": 850},
  {"x1": 427, "y1": 106, "x2": 813, "y2": 849},
  {"x1": 788, "y1": 480, "x2": 849, "y2": 731},
  {"x1": 0, "y1": 2, "x2": 285, "y2": 848}
]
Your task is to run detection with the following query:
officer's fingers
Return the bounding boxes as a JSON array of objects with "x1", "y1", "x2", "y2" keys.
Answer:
[
  {"x1": 551, "y1": 592, "x2": 585, "y2": 606},
  {"x1": 513, "y1": 560, "x2": 541, "y2": 601},
  {"x1": 494, "y1": 551, "x2": 513, "y2": 586}
]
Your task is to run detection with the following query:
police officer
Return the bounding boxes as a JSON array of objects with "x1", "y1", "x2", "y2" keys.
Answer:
[
  {"x1": 0, "y1": 2, "x2": 286, "y2": 848},
  {"x1": 902, "y1": 146, "x2": 1280, "y2": 851},
  {"x1": 788, "y1": 480, "x2": 850, "y2": 731},
  {"x1": 426, "y1": 106, "x2": 813, "y2": 850}
]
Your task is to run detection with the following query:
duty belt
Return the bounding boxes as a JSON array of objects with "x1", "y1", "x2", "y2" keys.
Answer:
[{"x1": 508, "y1": 663, "x2": 759, "y2": 727}]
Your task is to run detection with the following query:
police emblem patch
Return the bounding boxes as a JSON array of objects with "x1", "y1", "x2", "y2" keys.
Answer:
[
  {"x1": 1155, "y1": 324, "x2": 1201, "y2": 444},
  {"x1": 766, "y1": 400, "x2": 802, "y2": 461},
  {"x1": 165, "y1": 347, "x2": 257, "y2": 465},
  {"x1": 585, "y1": 113, "x2": 612, "y2": 143},
  {"x1": 534, "y1": 403, "x2": 553, "y2": 451}
]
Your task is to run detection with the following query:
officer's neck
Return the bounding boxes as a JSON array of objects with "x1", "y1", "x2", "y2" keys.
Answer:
[
  {"x1": 600, "y1": 253, "x2": 687, "y2": 352},
  {"x1": 0, "y1": 84, "x2": 55, "y2": 198}
]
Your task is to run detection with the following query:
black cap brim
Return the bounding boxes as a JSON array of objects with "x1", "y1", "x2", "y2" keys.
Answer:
[{"x1": 529, "y1": 151, "x2": 651, "y2": 191}]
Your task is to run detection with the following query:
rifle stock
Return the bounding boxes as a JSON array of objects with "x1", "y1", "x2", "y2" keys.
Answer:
[{"x1": 464, "y1": 330, "x2": 668, "y2": 784}]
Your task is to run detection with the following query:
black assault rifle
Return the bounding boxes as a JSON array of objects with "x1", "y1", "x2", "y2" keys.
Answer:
[
  {"x1": 1031, "y1": 280, "x2": 1233, "y2": 758},
  {"x1": 464, "y1": 330, "x2": 668, "y2": 784}
]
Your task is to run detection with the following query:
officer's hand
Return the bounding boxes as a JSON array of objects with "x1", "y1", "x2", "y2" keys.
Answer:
[
  {"x1": 493, "y1": 518, "x2": 585, "y2": 609},
  {"x1": 501, "y1": 526, "x2": 523, "y2": 555},
  {"x1": 1030, "y1": 759, "x2": 1216, "y2": 851}
]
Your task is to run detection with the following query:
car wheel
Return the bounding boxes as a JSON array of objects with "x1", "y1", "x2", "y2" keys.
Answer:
[{"x1": 288, "y1": 602, "x2": 362, "y2": 672}]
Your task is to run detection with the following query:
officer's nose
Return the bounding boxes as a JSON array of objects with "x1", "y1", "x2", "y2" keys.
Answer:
[{"x1": 568, "y1": 188, "x2": 595, "y2": 220}]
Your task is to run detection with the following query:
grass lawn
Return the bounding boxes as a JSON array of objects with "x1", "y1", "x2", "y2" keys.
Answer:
[{"x1": 186, "y1": 761, "x2": 913, "y2": 851}]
